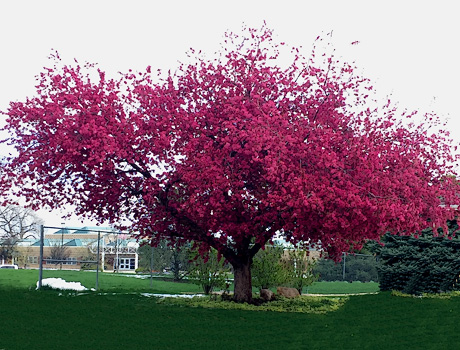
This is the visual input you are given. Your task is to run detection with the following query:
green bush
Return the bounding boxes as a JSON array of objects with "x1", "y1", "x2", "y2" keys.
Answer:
[
  {"x1": 252, "y1": 245, "x2": 290, "y2": 290},
  {"x1": 375, "y1": 220, "x2": 460, "y2": 294},
  {"x1": 135, "y1": 267, "x2": 150, "y2": 274},
  {"x1": 188, "y1": 248, "x2": 230, "y2": 294},
  {"x1": 283, "y1": 249, "x2": 318, "y2": 293},
  {"x1": 391, "y1": 290, "x2": 460, "y2": 299}
]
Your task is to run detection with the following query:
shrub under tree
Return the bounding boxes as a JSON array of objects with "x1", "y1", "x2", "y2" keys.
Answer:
[
  {"x1": 188, "y1": 248, "x2": 230, "y2": 295},
  {"x1": 284, "y1": 248, "x2": 318, "y2": 293},
  {"x1": 251, "y1": 245, "x2": 290, "y2": 290}
]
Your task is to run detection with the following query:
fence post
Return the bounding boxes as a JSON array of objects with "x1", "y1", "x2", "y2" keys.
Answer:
[
  {"x1": 150, "y1": 245, "x2": 154, "y2": 288},
  {"x1": 38, "y1": 225, "x2": 44, "y2": 289},
  {"x1": 96, "y1": 232, "x2": 101, "y2": 291}
]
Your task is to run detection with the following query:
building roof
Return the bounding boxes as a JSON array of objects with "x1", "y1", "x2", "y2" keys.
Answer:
[
  {"x1": 52, "y1": 227, "x2": 115, "y2": 235},
  {"x1": 22, "y1": 227, "x2": 138, "y2": 248}
]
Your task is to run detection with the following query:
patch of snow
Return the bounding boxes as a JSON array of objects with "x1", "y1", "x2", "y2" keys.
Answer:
[
  {"x1": 37, "y1": 278, "x2": 88, "y2": 291},
  {"x1": 118, "y1": 274, "x2": 150, "y2": 279},
  {"x1": 118, "y1": 274, "x2": 171, "y2": 279},
  {"x1": 140, "y1": 293, "x2": 205, "y2": 298}
]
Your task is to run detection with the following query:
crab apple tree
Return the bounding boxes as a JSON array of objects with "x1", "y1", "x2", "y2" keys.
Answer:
[{"x1": 1, "y1": 26, "x2": 459, "y2": 302}]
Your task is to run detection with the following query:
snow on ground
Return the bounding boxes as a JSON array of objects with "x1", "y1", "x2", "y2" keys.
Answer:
[
  {"x1": 35, "y1": 278, "x2": 202, "y2": 297},
  {"x1": 35, "y1": 278, "x2": 203, "y2": 297},
  {"x1": 117, "y1": 274, "x2": 172, "y2": 279},
  {"x1": 140, "y1": 293, "x2": 205, "y2": 298},
  {"x1": 36, "y1": 278, "x2": 89, "y2": 291}
]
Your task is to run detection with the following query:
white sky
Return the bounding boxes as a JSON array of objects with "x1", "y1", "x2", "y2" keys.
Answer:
[{"x1": 1, "y1": 0, "x2": 459, "y2": 226}]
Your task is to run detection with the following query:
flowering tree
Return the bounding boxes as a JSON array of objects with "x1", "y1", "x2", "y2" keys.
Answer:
[{"x1": 1, "y1": 26, "x2": 458, "y2": 302}]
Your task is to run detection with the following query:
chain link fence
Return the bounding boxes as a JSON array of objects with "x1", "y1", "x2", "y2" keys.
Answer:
[{"x1": 313, "y1": 253, "x2": 379, "y2": 282}]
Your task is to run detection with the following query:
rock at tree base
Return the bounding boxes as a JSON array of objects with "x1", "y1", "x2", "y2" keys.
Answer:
[
  {"x1": 277, "y1": 287, "x2": 300, "y2": 298},
  {"x1": 260, "y1": 288, "x2": 274, "y2": 301}
]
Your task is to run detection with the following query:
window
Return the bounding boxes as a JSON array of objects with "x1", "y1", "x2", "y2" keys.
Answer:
[
  {"x1": 64, "y1": 257, "x2": 77, "y2": 265},
  {"x1": 27, "y1": 256, "x2": 38, "y2": 264},
  {"x1": 118, "y1": 258, "x2": 135, "y2": 270}
]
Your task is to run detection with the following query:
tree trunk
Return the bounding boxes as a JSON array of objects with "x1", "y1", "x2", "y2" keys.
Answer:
[{"x1": 232, "y1": 260, "x2": 253, "y2": 303}]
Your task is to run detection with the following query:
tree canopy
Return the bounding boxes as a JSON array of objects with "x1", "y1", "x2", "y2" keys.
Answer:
[{"x1": 1, "y1": 25, "x2": 458, "y2": 302}]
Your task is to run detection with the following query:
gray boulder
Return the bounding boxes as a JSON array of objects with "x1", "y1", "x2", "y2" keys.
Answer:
[{"x1": 260, "y1": 288, "x2": 274, "y2": 301}]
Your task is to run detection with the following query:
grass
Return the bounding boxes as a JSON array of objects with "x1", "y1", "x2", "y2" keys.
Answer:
[
  {"x1": 305, "y1": 281, "x2": 379, "y2": 294},
  {"x1": 0, "y1": 269, "x2": 379, "y2": 294},
  {"x1": 2, "y1": 287, "x2": 460, "y2": 349},
  {"x1": 3, "y1": 270, "x2": 459, "y2": 349},
  {"x1": 0, "y1": 269, "x2": 202, "y2": 294}
]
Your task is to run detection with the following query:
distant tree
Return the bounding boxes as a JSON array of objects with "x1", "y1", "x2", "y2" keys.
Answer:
[
  {"x1": 13, "y1": 246, "x2": 33, "y2": 268},
  {"x1": 80, "y1": 248, "x2": 98, "y2": 270},
  {"x1": 314, "y1": 254, "x2": 378, "y2": 282},
  {"x1": 138, "y1": 240, "x2": 173, "y2": 273},
  {"x1": 314, "y1": 259, "x2": 343, "y2": 282},
  {"x1": 1, "y1": 25, "x2": 458, "y2": 302},
  {"x1": 138, "y1": 240, "x2": 191, "y2": 280},
  {"x1": 169, "y1": 242, "x2": 192, "y2": 281},
  {"x1": 0, "y1": 205, "x2": 42, "y2": 263},
  {"x1": 49, "y1": 244, "x2": 70, "y2": 269}
]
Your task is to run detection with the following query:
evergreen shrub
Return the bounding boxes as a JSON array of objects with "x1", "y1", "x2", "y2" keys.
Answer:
[{"x1": 376, "y1": 221, "x2": 460, "y2": 294}]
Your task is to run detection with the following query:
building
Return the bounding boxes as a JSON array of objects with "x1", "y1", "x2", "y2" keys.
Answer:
[{"x1": 14, "y1": 227, "x2": 139, "y2": 272}]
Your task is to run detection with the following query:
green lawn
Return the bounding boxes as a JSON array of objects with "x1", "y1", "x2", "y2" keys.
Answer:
[
  {"x1": 1, "y1": 286, "x2": 460, "y2": 349},
  {"x1": 0, "y1": 269, "x2": 202, "y2": 294},
  {"x1": 0, "y1": 269, "x2": 379, "y2": 294},
  {"x1": 1, "y1": 270, "x2": 459, "y2": 349},
  {"x1": 305, "y1": 281, "x2": 379, "y2": 294}
]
